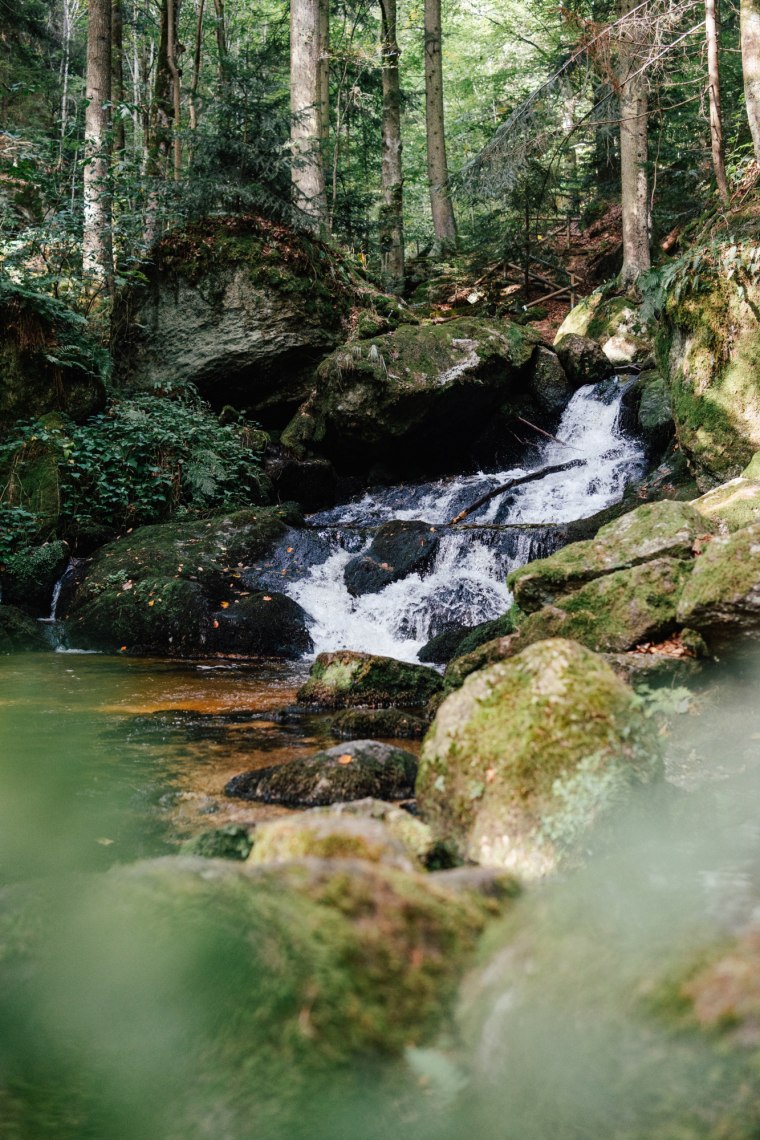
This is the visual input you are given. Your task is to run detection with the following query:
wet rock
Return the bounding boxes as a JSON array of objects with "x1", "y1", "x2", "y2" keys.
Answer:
[
  {"x1": 0, "y1": 604, "x2": 50, "y2": 653},
  {"x1": 631, "y1": 370, "x2": 674, "y2": 453},
  {"x1": 508, "y1": 500, "x2": 714, "y2": 612},
  {"x1": 209, "y1": 591, "x2": 312, "y2": 658},
  {"x1": 677, "y1": 522, "x2": 760, "y2": 652},
  {"x1": 0, "y1": 539, "x2": 69, "y2": 617},
  {"x1": 417, "y1": 638, "x2": 661, "y2": 876},
  {"x1": 330, "y1": 708, "x2": 428, "y2": 739},
  {"x1": 554, "y1": 332, "x2": 612, "y2": 385},
  {"x1": 248, "y1": 813, "x2": 417, "y2": 871},
  {"x1": 454, "y1": 611, "x2": 517, "y2": 657},
  {"x1": 417, "y1": 622, "x2": 473, "y2": 664},
  {"x1": 262, "y1": 450, "x2": 337, "y2": 512},
  {"x1": 225, "y1": 739, "x2": 419, "y2": 806},
  {"x1": 297, "y1": 650, "x2": 443, "y2": 708},
  {"x1": 344, "y1": 520, "x2": 439, "y2": 596},
  {"x1": 179, "y1": 825, "x2": 254, "y2": 860},
  {"x1": 528, "y1": 346, "x2": 573, "y2": 413}
]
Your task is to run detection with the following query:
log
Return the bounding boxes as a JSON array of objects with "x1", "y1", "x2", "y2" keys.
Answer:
[{"x1": 448, "y1": 459, "x2": 585, "y2": 526}]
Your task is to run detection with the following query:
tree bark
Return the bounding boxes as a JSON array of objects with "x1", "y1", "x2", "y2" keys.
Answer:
[
  {"x1": 379, "y1": 0, "x2": 404, "y2": 293},
  {"x1": 112, "y1": 0, "x2": 125, "y2": 154},
  {"x1": 189, "y1": 0, "x2": 205, "y2": 132},
  {"x1": 212, "y1": 0, "x2": 229, "y2": 94},
  {"x1": 166, "y1": 0, "x2": 183, "y2": 180},
  {"x1": 83, "y1": 0, "x2": 114, "y2": 288},
  {"x1": 741, "y1": 0, "x2": 760, "y2": 164},
  {"x1": 617, "y1": 2, "x2": 650, "y2": 286},
  {"x1": 706, "y1": 0, "x2": 729, "y2": 203},
  {"x1": 290, "y1": 0, "x2": 328, "y2": 230},
  {"x1": 424, "y1": 0, "x2": 456, "y2": 253}
]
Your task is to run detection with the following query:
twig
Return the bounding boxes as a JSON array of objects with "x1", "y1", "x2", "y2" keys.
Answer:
[
  {"x1": 514, "y1": 416, "x2": 582, "y2": 450},
  {"x1": 448, "y1": 459, "x2": 585, "y2": 525}
]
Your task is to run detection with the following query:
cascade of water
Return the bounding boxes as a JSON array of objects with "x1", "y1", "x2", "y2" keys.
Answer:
[{"x1": 284, "y1": 378, "x2": 646, "y2": 661}]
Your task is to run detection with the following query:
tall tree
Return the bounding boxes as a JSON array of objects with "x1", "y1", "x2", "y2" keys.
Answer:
[
  {"x1": 83, "y1": 0, "x2": 114, "y2": 287},
  {"x1": 741, "y1": 0, "x2": 760, "y2": 164},
  {"x1": 617, "y1": 0, "x2": 650, "y2": 285},
  {"x1": 111, "y1": 0, "x2": 125, "y2": 155},
  {"x1": 290, "y1": 0, "x2": 328, "y2": 229},
  {"x1": 379, "y1": 0, "x2": 404, "y2": 292},
  {"x1": 424, "y1": 0, "x2": 456, "y2": 252},
  {"x1": 706, "y1": 0, "x2": 729, "y2": 202}
]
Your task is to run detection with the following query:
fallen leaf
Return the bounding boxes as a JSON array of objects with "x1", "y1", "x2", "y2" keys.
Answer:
[
  {"x1": 337, "y1": 754, "x2": 353, "y2": 765},
  {"x1": 262, "y1": 596, "x2": 272, "y2": 602},
  {"x1": 219, "y1": 600, "x2": 230, "y2": 609},
  {"x1": 96, "y1": 838, "x2": 115, "y2": 846}
]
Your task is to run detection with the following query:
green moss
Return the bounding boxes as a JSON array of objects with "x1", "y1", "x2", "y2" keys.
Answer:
[
  {"x1": 0, "y1": 604, "x2": 50, "y2": 652},
  {"x1": 249, "y1": 814, "x2": 416, "y2": 870},
  {"x1": 179, "y1": 825, "x2": 253, "y2": 860},
  {"x1": 677, "y1": 522, "x2": 760, "y2": 647},
  {"x1": 692, "y1": 477, "x2": 760, "y2": 532},
  {"x1": 297, "y1": 651, "x2": 443, "y2": 709},
  {"x1": 1, "y1": 539, "x2": 69, "y2": 616}
]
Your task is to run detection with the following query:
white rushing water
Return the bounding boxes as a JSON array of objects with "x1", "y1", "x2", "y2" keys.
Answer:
[{"x1": 282, "y1": 379, "x2": 646, "y2": 661}]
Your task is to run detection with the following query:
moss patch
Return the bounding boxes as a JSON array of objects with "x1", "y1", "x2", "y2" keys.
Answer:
[
  {"x1": 297, "y1": 651, "x2": 443, "y2": 709},
  {"x1": 676, "y1": 522, "x2": 760, "y2": 650}
]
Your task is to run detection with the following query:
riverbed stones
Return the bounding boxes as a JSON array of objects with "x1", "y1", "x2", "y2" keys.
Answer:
[
  {"x1": 225, "y1": 739, "x2": 419, "y2": 806},
  {"x1": 417, "y1": 638, "x2": 662, "y2": 876},
  {"x1": 248, "y1": 813, "x2": 417, "y2": 871},
  {"x1": 344, "y1": 520, "x2": 439, "y2": 596},
  {"x1": 330, "y1": 708, "x2": 428, "y2": 739},
  {"x1": 677, "y1": 522, "x2": 760, "y2": 651},
  {"x1": 297, "y1": 650, "x2": 443, "y2": 708}
]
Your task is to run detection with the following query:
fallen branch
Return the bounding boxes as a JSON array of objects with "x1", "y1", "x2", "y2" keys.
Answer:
[
  {"x1": 448, "y1": 459, "x2": 585, "y2": 525},
  {"x1": 514, "y1": 416, "x2": 581, "y2": 450}
]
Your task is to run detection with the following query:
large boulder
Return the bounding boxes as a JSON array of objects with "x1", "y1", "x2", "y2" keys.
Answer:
[
  {"x1": 0, "y1": 604, "x2": 50, "y2": 653},
  {"x1": 691, "y1": 453, "x2": 760, "y2": 532},
  {"x1": 344, "y1": 520, "x2": 439, "y2": 596},
  {"x1": 225, "y1": 739, "x2": 419, "y2": 806},
  {"x1": 63, "y1": 506, "x2": 311, "y2": 656},
  {"x1": 508, "y1": 500, "x2": 714, "y2": 612},
  {"x1": 330, "y1": 708, "x2": 428, "y2": 739},
  {"x1": 280, "y1": 317, "x2": 568, "y2": 475},
  {"x1": 555, "y1": 291, "x2": 654, "y2": 364},
  {"x1": 656, "y1": 270, "x2": 760, "y2": 487},
  {"x1": 417, "y1": 639, "x2": 661, "y2": 877},
  {"x1": 112, "y1": 216, "x2": 354, "y2": 421},
  {"x1": 554, "y1": 332, "x2": 613, "y2": 385},
  {"x1": 297, "y1": 650, "x2": 443, "y2": 708},
  {"x1": 248, "y1": 812, "x2": 417, "y2": 871},
  {"x1": 0, "y1": 855, "x2": 496, "y2": 1138},
  {"x1": 677, "y1": 522, "x2": 760, "y2": 651}
]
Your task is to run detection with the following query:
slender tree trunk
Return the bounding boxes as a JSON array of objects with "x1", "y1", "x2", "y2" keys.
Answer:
[
  {"x1": 617, "y1": 3, "x2": 650, "y2": 286},
  {"x1": 83, "y1": 0, "x2": 114, "y2": 288},
  {"x1": 166, "y1": 0, "x2": 183, "y2": 180},
  {"x1": 424, "y1": 0, "x2": 456, "y2": 253},
  {"x1": 741, "y1": 0, "x2": 760, "y2": 164},
  {"x1": 112, "y1": 0, "x2": 125, "y2": 154},
  {"x1": 189, "y1": 0, "x2": 205, "y2": 132},
  {"x1": 212, "y1": 0, "x2": 229, "y2": 94},
  {"x1": 706, "y1": 0, "x2": 729, "y2": 202},
  {"x1": 144, "y1": 0, "x2": 173, "y2": 245},
  {"x1": 290, "y1": 0, "x2": 328, "y2": 230},
  {"x1": 379, "y1": 0, "x2": 404, "y2": 292}
]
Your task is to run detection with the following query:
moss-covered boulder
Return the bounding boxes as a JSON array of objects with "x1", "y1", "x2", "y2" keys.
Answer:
[
  {"x1": 113, "y1": 216, "x2": 354, "y2": 420},
  {"x1": 508, "y1": 500, "x2": 713, "y2": 612},
  {"x1": 554, "y1": 332, "x2": 613, "y2": 385},
  {"x1": 417, "y1": 639, "x2": 661, "y2": 876},
  {"x1": 443, "y1": 634, "x2": 519, "y2": 690},
  {"x1": 0, "y1": 855, "x2": 495, "y2": 1138},
  {"x1": 225, "y1": 739, "x2": 419, "y2": 806},
  {"x1": 677, "y1": 522, "x2": 760, "y2": 651},
  {"x1": 330, "y1": 708, "x2": 428, "y2": 739},
  {"x1": 528, "y1": 345, "x2": 576, "y2": 412},
  {"x1": 691, "y1": 454, "x2": 760, "y2": 532},
  {"x1": 299, "y1": 799, "x2": 450, "y2": 869},
  {"x1": 0, "y1": 539, "x2": 69, "y2": 617},
  {"x1": 656, "y1": 273, "x2": 760, "y2": 486},
  {"x1": 0, "y1": 282, "x2": 106, "y2": 429},
  {"x1": 297, "y1": 650, "x2": 443, "y2": 708},
  {"x1": 344, "y1": 520, "x2": 439, "y2": 596},
  {"x1": 0, "y1": 604, "x2": 50, "y2": 652},
  {"x1": 280, "y1": 317, "x2": 563, "y2": 474},
  {"x1": 555, "y1": 292, "x2": 654, "y2": 364},
  {"x1": 249, "y1": 812, "x2": 417, "y2": 871},
  {"x1": 63, "y1": 506, "x2": 303, "y2": 656},
  {"x1": 178, "y1": 824, "x2": 254, "y2": 860},
  {"x1": 208, "y1": 591, "x2": 312, "y2": 657},
  {"x1": 417, "y1": 622, "x2": 473, "y2": 664}
]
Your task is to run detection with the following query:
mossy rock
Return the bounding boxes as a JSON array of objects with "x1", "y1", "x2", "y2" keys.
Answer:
[
  {"x1": 0, "y1": 855, "x2": 491, "y2": 1138},
  {"x1": 63, "y1": 507, "x2": 291, "y2": 655},
  {"x1": 301, "y1": 799, "x2": 452, "y2": 870},
  {"x1": 554, "y1": 333, "x2": 612, "y2": 385},
  {"x1": 677, "y1": 522, "x2": 760, "y2": 652},
  {"x1": 344, "y1": 520, "x2": 439, "y2": 597},
  {"x1": 555, "y1": 293, "x2": 654, "y2": 364},
  {"x1": 297, "y1": 650, "x2": 443, "y2": 709},
  {"x1": 0, "y1": 539, "x2": 69, "y2": 617},
  {"x1": 528, "y1": 346, "x2": 573, "y2": 413},
  {"x1": 249, "y1": 813, "x2": 417, "y2": 871},
  {"x1": 508, "y1": 500, "x2": 713, "y2": 613},
  {"x1": 209, "y1": 591, "x2": 312, "y2": 658},
  {"x1": 692, "y1": 458, "x2": 760, "y2": 532},
  {"x1": 179, "y1": 825, "x2": 254, "y2": 860},
  {"x1": 0, "y1": 604, "x2": 50, "y2": 653},
  {"x1": 656, "y1": 275, "x2": 760, "y2": 486},
  {"x1": 454, "y1": 611, "x2": 518, "y2": 657},
  {"x1": 225, "y1": 739, "x2": 419, "y2": 806},
  {"x1": 443, "y1": 634, "x2": 518, "y2": 691},
  {"x1": 417, "y1": 623, "x2": 473, "y2": 664},
  {"x1": 417, "y1": 638, "x2": 661, "y2": 876},
  {"x1": 330, "y1": 708, "x2": 428, "y2": 739}
]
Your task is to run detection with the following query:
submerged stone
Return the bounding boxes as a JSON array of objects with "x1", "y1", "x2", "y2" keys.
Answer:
[
  {"x1": 344, "y1": 520, "x2": 439, "y2": 596},
  {"x1": 225, "y1": 739, "x2": 419, "y2": 806},
  {"x1": 417, "y1": 638, "x2": 661, "y2": 877},
  {"x1": 297, "y1": 650, "x2": 443, "y2": 708},
  {"x1": 330, "y1": 708, "x2": 428, "y2": 739}
]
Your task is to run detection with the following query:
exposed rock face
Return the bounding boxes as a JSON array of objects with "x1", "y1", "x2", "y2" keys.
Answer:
[
  {"x1": 677, "y1": 522, "x2": 760, "y2": 651},
  {"x1": 225, "y1": 739, "x2": 419, "y2": 806},
  {"x1": 0, "y1": 605, "x2": 50, "y2": 653},
  {"x1": 692, "y1": 453, "x2": 760, "y2": 532},
  {"x1": 112, "y1": 217, "x2": 353, "y2": 420},
  {"x1": 417, "y1": 639, "x2": 661, "y2": 877},
  {"x1": 62, "y1": 506, "x2": 310, "y2": 656},
  {"x1": 555, "y1": 292, "x2": 654, "y2": 364},
  {"x1": 344, "y1": 520, "x2": 439, "y2": 596},
  {"x1": 620, "y1": 369, "x2": 674, "y2": 454},
  {"x1": 554, "y1": 332, "x2": 613, "y2": 386},
  {"x1": 280, "y1": 317, "x2": 568, "y2": 474},
  {"x1": 297, "y1": 650, "x2": 443, "y2": 708}
]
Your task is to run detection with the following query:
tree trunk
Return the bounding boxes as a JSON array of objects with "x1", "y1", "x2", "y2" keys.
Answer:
[
  {"x1": 166, "y1": 0, "x2": 183, "y2": 180},
  {"x1": 112, "y1": 0, "x2": 125, "y2": 154},
  {"x1": 144, "y1": 0, "x2": 173, "y2": 245},
  {"x1": 290, "y1": 0, "x2": 328, "y2": 230},
  {"x1": 706, "y1": 0, "x2": 729, "y2": 202},
  {"x1": 212, "y1": 0, "x2": 229, "y2": 94},
  {"x1": 83, "y1": 0, "x2": 114, "y2": 288},
  {"x1": 741, "y1": 0, "x2": 760, "y2": 164},
  {"x1": 424, "y1": 0, "x2": 456, "y2": 253},
  {"x1": 379, "y1": 0, "x2": 404, "y2": 293},
  {"x1": 189, "y1": 0, "x2": 206, "y2": 132},
  {"x1": 617, "y1": 4, "x2": 650, "y2": 286}
]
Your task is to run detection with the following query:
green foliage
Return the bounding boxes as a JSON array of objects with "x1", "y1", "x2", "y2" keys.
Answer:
[
  {"x1": 0, "y1": 505, "x2": 40, "y2": 563},
  {"x1": 640, "y1": 240, "x2": 760, "y2": 322}
]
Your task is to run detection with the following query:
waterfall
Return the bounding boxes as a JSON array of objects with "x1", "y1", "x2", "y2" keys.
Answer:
[{"x1": 280, "y1": 379, "x2": 646, "y2": 662}]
